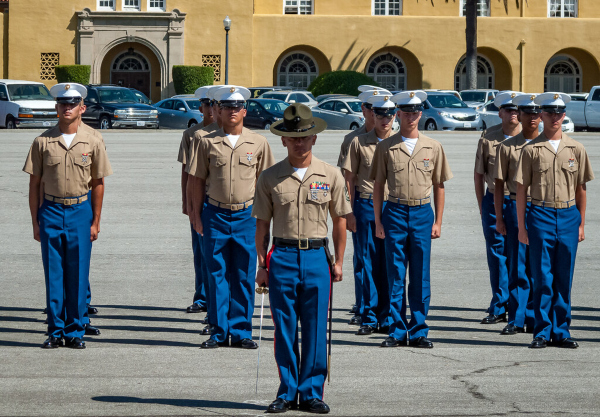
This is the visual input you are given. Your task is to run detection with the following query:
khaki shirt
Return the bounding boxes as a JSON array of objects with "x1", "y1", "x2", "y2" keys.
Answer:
[
  {"x1": 515, "y1": 133, "x2": 594, "y2": 203},
  {"x1": 252, "y1": 156, "x2": 352, "y2": 239},
  {"x1": 23, "y1": 123, "x2": 112, "y2": 198},
  {"x1": 475, "y1": 125, "x2": 520, "y2": 194},
  {"x1": 370, "y1": 132, "x2": 453, "y2": 200},
  {"x1": 341, "y1": 129, "x2": 389, "y2": 195},
  {"x1": 189, "y1": 127, "x2": 275, "y2": 204},
  {"x1": 177, "y1": 122, "x2": 208, "y2": 165},
  {"x1": 184, "y1": 121, "x2": 220, "y2": 171},
  {"x1": 494, "y1": 133, "x2": 531, "y2": 196},
  {"x1": 337, "y1": 125, "x2": 367, "y2": 167}
]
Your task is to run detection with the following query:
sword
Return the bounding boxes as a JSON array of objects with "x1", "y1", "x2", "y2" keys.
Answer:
[
  {"x1": 255, "y1": 285, "x2": 269, "y2": 394},
  {"x1": 323, "y1": 240, "x2": 335, "y2": 384}
]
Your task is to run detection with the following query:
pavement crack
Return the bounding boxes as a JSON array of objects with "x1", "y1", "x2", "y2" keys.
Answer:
[
  {"x1": 452, "y1": 361, "x2": 524, "y2": 403},
  {"x1": 406, "y1": 348, "x2": 465, "y2": 363},
  {"x1": 0, "y1": 187, "x2": 26, "y2": 197}
]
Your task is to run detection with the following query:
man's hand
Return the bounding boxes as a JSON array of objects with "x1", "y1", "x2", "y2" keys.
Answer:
[
  {"x1": 496, "y1": 218, "x2": 507, "y2": 236},
  {"x1": 518, "y1": 227, "x2": 528, "y2": 245},
  {"x1": 333, "y1": 263, "x2": 343, "y2": 282},
  {"x1": 194, "y1": 218, "x2": 204, "y2": 236},
  {"x1": 375, "y1": 221, "x2": 385, "y2": 239},
  {"x1": 91, "y1": 222, "x2": 100, "y2": 242},
  {"x1": 346, "y1": 213, "x2": 357, "y2": 233},
  {"x1": 256, "y1": 268, "x2": 269, "y2": 287},
  {"x1": 32, "y1": 222, "x2": 40, "y2": 242},
  {"x1": 579, "y1": 224, "x2": 585, "y2": 242},
  {"x1": 431, "y1": 222, "x2": 441, "y2": 239}
]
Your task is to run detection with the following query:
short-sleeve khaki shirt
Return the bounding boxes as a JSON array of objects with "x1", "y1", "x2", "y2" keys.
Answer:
[
  {"x1": 341, "y1": 129, "x2": 389, "y2": 195},
  {"x1": 475, "y1": 125, "x2": 519, "y2": 194},
  {"x1": 178, "y1": 122, "x2": 211, "y2": 165},
  {"x1": 494, "y1": 133, "x2": 530, "y2": 196},
  {"x1": 184, "y1": 121, "x2": 219, "y2": 171},
  {"x1": 515, "y1": 133, "x2": 594, "y2": 203},
  {"x1": 337, "y1": 125, "x2": 367, "y2": 167},
  {"x1": 252, "y1": 156, "x2": 352, "y2": 239},
  {"x1": 23, "y1": 123, "x2": 112, "y2": 198},
  {"x1": 370, "y1": 132, "x2": 453, "y2": 200},
  {"x1": 189, "y1": 127, "x2": 275, "y2": 204}
]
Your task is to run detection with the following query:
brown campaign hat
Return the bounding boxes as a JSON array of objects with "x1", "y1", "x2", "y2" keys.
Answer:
[{"x1": 270, "y1": 103, "x2": 327, "y2": 137}]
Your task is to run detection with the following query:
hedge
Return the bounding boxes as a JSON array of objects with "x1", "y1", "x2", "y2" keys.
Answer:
[
  {"x1": 308, "y1": 71, "x2": 379, "y2": 97},
  {"x1": 54, "y1": 65, "x2": 91, "y2": 85},
  {"x1": 172, "y1": 66, "x2": 214, "y2": 95}
]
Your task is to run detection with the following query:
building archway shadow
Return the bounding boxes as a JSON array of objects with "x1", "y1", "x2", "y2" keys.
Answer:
[{"x1": 91, "y1": 395, "x2": 265, "y2": 411}]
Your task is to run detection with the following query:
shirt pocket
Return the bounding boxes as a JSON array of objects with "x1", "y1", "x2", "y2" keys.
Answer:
[
  {"x1": 415, "y1": 160, "x2": 434, "y2": 186},
  {"x1": 562, "y1": 160, "x2": 579, "y2": 192},
  {"x1": 43, "y1": 154, "x2": 62, "y2": 176},
  {"x1": 534, "y1": 162, "x2": 550, "y2": 186},
  {"x1": 210, "y1": 155, "x2": 228, "y2": 179},
  {"x1": 273, "y1": 192, "x2": 297, "y2": 223},
  {"x1": 306, "y1": 191, "x2": 332, "y2": 221},
  {"x1": 73, "y1": 157, "x2": 92, "y2": 184},
  {"x1": 239, "y1": 155, "x2": 258, "y2": 180}
]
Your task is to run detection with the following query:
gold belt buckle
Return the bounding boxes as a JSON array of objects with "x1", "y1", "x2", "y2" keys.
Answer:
[
  {"x1": 63, "y1": 199, "x2": 73, "y2": 206},
  {"x1": 299, "y1": 239, "x2": 309, "y2": 250}
]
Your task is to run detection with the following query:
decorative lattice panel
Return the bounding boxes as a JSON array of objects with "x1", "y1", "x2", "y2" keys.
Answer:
[
  {"x1": 40, "y1": 53, "x2": 60, "y2": 81},
  {"x1": 202, "y1": 55, "x2": 221, "y2": 82}
]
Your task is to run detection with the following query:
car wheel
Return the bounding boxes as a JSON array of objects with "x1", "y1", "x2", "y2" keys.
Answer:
[
  {"x1": 99, "y1": 116, "x2": 112, "y2": 130},
  {"x1": 425, "y1": 120, "x2": 437, "y2": 131},
  {"x1": 5, "y1": 116, "x2": 15, "y2": 129},
  {"x1": 263, "y1": 121, "x2": 271, "y2": 130},
  {"x1": 188, "y1": 120, "x2": 197, "y2": 128},
  {"x1": 350, "y1": 123, "x2": 359, "y2": 131}
]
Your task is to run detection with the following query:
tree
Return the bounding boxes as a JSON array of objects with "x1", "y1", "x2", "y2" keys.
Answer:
[{"x1": 465, "y1": 0, "x2": 478, "y2": 90}]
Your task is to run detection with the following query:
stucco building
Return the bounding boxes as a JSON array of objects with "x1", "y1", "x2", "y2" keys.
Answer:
[{"x1": 0, "y1": 0, "x2": 597, "y2": 101}]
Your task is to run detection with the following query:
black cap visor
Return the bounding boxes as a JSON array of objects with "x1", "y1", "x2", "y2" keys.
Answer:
[
  {"x1": 56, "y1": 97, "x2": 82, "y2": 104},
  {"x1": 397, "y1": 104, "x2": 423, "y2": 113},
  {"x1": 500, "y1": 104, "x2": 519, "y2": 111},
  {"x1": 519, "y1": 106, "x2": 542, "y2": 114},
  {"x1": 219, "y1": 100, "x2": 245, "y2": 108},
  {"x1": 363, "y1": 102, "x2": 373, "y2": 110},
  {"x1": 541, "y1": 105, "x2": 566, "y2": 114},
  {"x1": 373, "y1": 107, "x2": 397, "y2": 117}
]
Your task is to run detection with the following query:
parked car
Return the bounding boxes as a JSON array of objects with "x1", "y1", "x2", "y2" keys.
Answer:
[
  {"x1": 424, "y1": 89, "x2": 462, "y2": 100},
  {"x1": 476, "y1": 99, "x2": 501, "y2": 130},
  {"x1": 419, "y1": 92, "x2": 482, "y2": 131},
  {"x1": 129, "y1": 88, "x2": 152, "y2": 105},
  {"x1": 311, "y1": 98, "x2": 365, "y2": 130},
  {"x1": 259, "y1": 90, "x2": 318, "y2": 108},
  {"x1": 83, "y1": 85, "x2": 159, "y2": 129},
  {"x1": 460, "y1": 89, "x2": 499, "y2": 110},
  {"x1": 248, "y1": 87, "x2": 291, "y2": 99},
  {"x1": 0, "y1": 79, "x2": 58, "y2": 129},
  {"x1": 566, "y1": 86, "x2": 600, "y2": 130},
  {"x1": 154, "y1": 97, "x2": 204, "y2": 129},
  {"x1": 539, "y1": 115, "x2": 575, "y2": 133},
  {"x1": 243, "y1": 98, "x2": 289, "y2": 130},
  {"x1": 315, "y1": 93, "x2": 353, "y2": 103}
]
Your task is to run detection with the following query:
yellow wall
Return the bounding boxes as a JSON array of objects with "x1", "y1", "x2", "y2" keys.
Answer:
[
  {"x1": 403, "y1": 0, "x2": 459, "y2": 17},
  {"x1": 0, "y1": 11, "x2": 7, "y2": 78}
]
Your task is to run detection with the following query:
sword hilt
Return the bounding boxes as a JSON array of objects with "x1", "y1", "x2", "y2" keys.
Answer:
[{"x1": 256, "y1": 286, "x2": 269, "y2": 295}]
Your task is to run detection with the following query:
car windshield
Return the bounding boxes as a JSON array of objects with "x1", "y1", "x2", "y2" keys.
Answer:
[
  {"x1": 185, "y1": 99, "x2": 201, "y2": 110},
  {"x1": 97, "y1": 88, "x2": 138, "y2": 104},
  {"x1": 461, "y1": 92, "x2": 487, "y2": 103},
  {"x1": 261, "y1": 100, "x2": 290, "y2": 114},
  {"x1": 428, "y1": 94, "x2": 468, "y2": 109},
  {"x1": 346, "y1": 101, "x2": 362, "y2": 113},
  {"x1": 8, "y1": 84, "x2": 53, "y2": 101},
  {"x1": 307, "y1": 93, "x2": 316, "y2": 100}
]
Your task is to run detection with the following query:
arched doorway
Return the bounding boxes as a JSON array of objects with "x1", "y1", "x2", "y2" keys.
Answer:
[
  {"x1": 544, "y1": 55, "x2": 581, "y2": 93},
  {"x1": 111, "y1": 48, "x2": 151, "y2": 97},
  {"x1": 454, "y1": 55, "x2": 494, "y2": 91},
  {"x1": 277, "y1": 52, "x2": 319, "y2": 89},
  {"x1": 365, "y1": 52, "x2": 406, "y2": 91}
]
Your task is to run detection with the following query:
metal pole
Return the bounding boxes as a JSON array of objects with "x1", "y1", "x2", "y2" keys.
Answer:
[{"x1": 225, "y1": 28, "x2": 230, "y2": 84}]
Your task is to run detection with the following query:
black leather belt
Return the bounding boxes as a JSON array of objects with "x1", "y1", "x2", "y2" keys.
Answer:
[{"x1": 273, "y1": 237, "x2": 328, "y2": 250}]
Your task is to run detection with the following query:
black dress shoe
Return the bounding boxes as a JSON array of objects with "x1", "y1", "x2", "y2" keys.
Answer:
[
  {"x1": 64, "y1": 337, "x2": 86, "y2": 349},
  {"x1": 348, "y1": 315, "x2": 361, "y2": 326},
  {"x1": 232, "y1": 338, "x2": 258, "y2": 349},
  {"x1": 409, "y1": 337, "x2": 434, "y2": 348},
  {"x1": 298, "y1": 398, "x2": 330, "y2": 414},
  {"x1": 501, "y1": 324, "x2": 525, "y2": 335},
  {"x1": 356, "y1": 325, "x2": 375, "y2": 335},
  {"x1": 380, "y1": 336, "x2": 406, "y2": 347},
  {"x1": 529, "y1": 337, "x2": 547, "y2": 349},
  {"x1": 186, "y1": 303, "x2": 207, "y2": 313},
  {"x1": 552, "y1": 338, "x2": 579, "y2": 349},
  {"x1": 201, "y1": 315, "x2": 209, "y2": 324},
  {"x1": 87, "y1": 306, "x2": 98, "y2": 315},
  {"x1": 350, "y1": 304, "x2": 358, "y2": 314},
  {"x1": 200, "y1": 338, "x2": 228, "y2": 349},
  {"x1": 267, "y1": 398, "x2": 293, "y2": 413},
  {"x1": 42, "y1": 336, "x2": 63, "y2": 349},
  {"x1": 84, "y1": 324, "x2": 101, "y2": 336},
  {"x1": 200, "y1": 324, "x2": 215, "y2": 335},
  {"x1": 480, "y1": 312, "x2": 507, "y2": 324}
]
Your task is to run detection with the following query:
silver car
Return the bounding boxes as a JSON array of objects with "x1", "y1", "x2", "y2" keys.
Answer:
[
  {"x1": 461, "y1": 89, "x2": 499, "y2": 110},
  {"x1": 259, "y1": 90, "x2": 318, "y2": 108},
  {"x1": 419, "y1": 93, "x2": 483, "y2": 131},
  {"x1": 154, "y1": 97, "x2": 204, "y2": 129},
  {"x1": 311, "y1": 98, "x2": 365, "y2": 130},
  {"x1": 476, "y1": 99, "x2": 501, "y2": 130}
]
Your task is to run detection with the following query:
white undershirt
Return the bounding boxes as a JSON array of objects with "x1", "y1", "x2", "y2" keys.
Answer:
[
  {"x1": 548, "y1": 139, "x2": 561, "y2": 152},
  {"x1": 227, "y1": 134, "x2": 240, "y2": 148},
  {"x1": 525, "y1": 139, "x2": 532, "y2": 143},
  {"x1": 62, "y1": 133, "x2": 76, "y2": 148},
  {"x1": 402, "y1": 136, "x2": 418, "y2": 155},
  {"x1": 294, "y1": 167, "x2": 308, "y2": 181}
]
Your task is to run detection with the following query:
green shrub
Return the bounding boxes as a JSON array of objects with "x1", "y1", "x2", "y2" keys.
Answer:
[
  {"x1": 172, "y1": 66, "x2": 214, "y2": 95},
  {"x1": 54, "y1": 65, "x2": 91, "y2": 85},
  {"x1": 308, "y1": 71, "x2": 379, "y2": 97}
]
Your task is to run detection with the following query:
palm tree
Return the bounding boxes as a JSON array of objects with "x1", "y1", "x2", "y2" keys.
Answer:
[{"x1": 465, "y1": 0, "x2": 478, "y2": 90}]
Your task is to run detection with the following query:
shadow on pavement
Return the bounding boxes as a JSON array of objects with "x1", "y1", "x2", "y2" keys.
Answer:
[{"x1": 91, "y1": 395, "x2": 265, "y2": 410}]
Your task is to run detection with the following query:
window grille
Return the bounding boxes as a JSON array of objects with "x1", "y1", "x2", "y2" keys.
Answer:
[
  {"x1": 373, "y1": 0, "x2": 402, "y2": 16},
  {"x1": 284, "y1": 0, "x2": 313, "y2": 15},
  {"x1": 40, "y1": 53, "x2": 59, "y2": 81},
  {"x1": 202, "y1": 55, "x2": 221, "y2": 82}
]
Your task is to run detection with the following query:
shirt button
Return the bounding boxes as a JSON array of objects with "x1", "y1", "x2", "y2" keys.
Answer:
[{"x1": 410, "y1": 183, "x2": 413, "y2": 186}]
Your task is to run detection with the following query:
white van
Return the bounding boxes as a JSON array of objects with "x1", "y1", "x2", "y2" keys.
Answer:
[{"x1": 0, "y1": 80, "x2": 58, "y2": 128}]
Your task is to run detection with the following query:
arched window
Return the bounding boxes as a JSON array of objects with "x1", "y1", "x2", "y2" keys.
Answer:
[
  {"x1": 277, "y1": 52, "x2": 318, "y2": 89},
  {"x1": 454, "y1": 55, "x2": 494, "y2": 91},
  {"x1": 544, "y1": 55, "x2": 581, "y2": 93},
  {"x1": 366, "y1": 53, "x2": 406, "y2": 91},
  {"x1": 112, "y1": 50, "x2": 150, "y2": 72}
]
